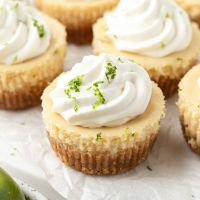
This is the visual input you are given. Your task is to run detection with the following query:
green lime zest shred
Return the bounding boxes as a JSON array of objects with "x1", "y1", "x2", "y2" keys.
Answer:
[
  {"x1": 72, "y1": 97, "x2": 79, "y2": 112},
  {"x1": 92, "y1": 86, "x2": 106, "y2": 109},
  {"x1": 33, "y1": 19, "x2": 45, "y2": 38},
  {"x1": 96, "y1": 132, "x2": 102, "y2": 141},
  {"x1": 105, "y1": 61, "x2": 117, "y2": 83}
]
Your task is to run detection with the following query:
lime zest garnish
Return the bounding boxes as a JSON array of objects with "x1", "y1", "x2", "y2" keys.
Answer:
[
  {"x1": 96, "y1": 132, "x2": 102, "y2": 141},
  {"x1": 105, "y1": 61, "x2": 117, "y2": 83},
  {"x1": 33, "y1": 19, "x2": 45, "y2": 38}
]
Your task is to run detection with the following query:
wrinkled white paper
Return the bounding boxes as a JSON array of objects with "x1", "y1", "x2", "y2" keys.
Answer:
[{"x1": 0, "y1": 45, "x2": 200, "y2": 200}]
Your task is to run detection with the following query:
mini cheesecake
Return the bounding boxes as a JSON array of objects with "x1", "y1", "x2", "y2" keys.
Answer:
[
  {"x1": 93, "y1": 0, "x2": 200, "y2": 98},
  {"x1": 0, "y1": 0, "x2": 67, "y2": 109},
  {"x1": 42, "y1": 54, "x2": 165, "y2": 175},
  {"x1": 178, "y1": 65, "x2": 200, "y2": 155},
  {"x1": 35, "y1": 0, "x2": 119, "y2": 44}
]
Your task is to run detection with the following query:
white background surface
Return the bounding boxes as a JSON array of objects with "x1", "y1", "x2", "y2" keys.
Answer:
[{"x1": 0, "y1": 45, "x2": 200, "y2": 200}]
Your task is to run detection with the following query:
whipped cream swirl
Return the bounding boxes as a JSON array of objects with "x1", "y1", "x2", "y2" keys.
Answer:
[
  {"x1": 105, "y1": 0, "x2": 192, "y2": 57},
  {"x1": 0, "y1": 0, "x2": 50, "y2": 64},
  {"x1": 50, "y1": 54, "x2": 152, "y2": 128}
]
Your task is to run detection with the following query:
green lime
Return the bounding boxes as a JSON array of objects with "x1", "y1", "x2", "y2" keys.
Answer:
[{"x1": 0, "y1": 168, "x2": 26, "y2": 200}]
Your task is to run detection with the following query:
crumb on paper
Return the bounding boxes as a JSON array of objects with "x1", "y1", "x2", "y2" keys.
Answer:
[{"x1": 146, "y1": 165, "x2": 153, "y2": 171}]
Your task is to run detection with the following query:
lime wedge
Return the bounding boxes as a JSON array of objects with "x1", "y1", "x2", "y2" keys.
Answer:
[{"x1": 0, "y1": 168, "x2": 26, "y2": 200}]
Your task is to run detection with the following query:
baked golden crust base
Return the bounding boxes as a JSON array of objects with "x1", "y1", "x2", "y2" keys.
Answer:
[
  {"x1": 49, "y1": 132, "x2": 157, "y2": 175},
  {"x1": 93, "y1": 19, "x2": 200, "y2": 97},
  {"x1": 0, "y1": 80, "x2": 48, "y2": 109},
  {"x1": 157, "y1": 60, "x2": 197, "y2": 98},
  {"x1": 180, "y1": 116, "x2": 200, "y2": 155},
  {"x1": 177, "y1": 65, "x2": 200, "y2": 155},
  {"x1": 176, "y1": 0, "x2": 200, "y2": 26},
  {"x1": 42, "y1": 79, "x2": 165, "y2": 175},
  {"x1": 0, "y1": 14, "x2": 67, "y2": 110},
  {"x1": 35, "y1": 0, "x2": 119, "y2": 44}
]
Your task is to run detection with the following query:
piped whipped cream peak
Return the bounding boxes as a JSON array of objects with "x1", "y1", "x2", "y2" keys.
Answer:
[
  {"x1": 0, "y1": 0, "x2": 51, "y2": 65},
  {"x1": 50, "y1": 54, "x2": 152, "y2": 128},
  {"x1": 105, "y1": 0, "x2": 192, "y2": 57}
]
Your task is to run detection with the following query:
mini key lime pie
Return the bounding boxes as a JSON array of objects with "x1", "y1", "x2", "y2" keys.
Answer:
[
  {"x1": 176, "y1": 0, "x2": 200, "y2": 26},
  {"x1": 93, "y1": 0, "x2": 200, "y2": 97},
  {"x1": 42, "y1": 54, "x2": 165, "y2": 175},
  {"x1": 0, "y1": 0, "x2": 67, "y2": 109},
  {"x1": 178, "y1": 64, "x2": 200, "y2": 155},
  {"x1": 35, "y1": 0, "x2": 119, "y2": 44}
]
